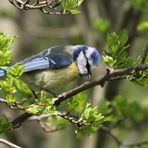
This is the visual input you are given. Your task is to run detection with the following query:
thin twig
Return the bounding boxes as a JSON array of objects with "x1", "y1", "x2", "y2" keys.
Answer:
[
  {"x1": 0, "y1": 98, "x2": 28, "y2": 110},
  {"x1": 0, "y1": 138, "x2": 22, "y2": 148},
  {"x1": 101, "y1": 126, "x2": 122, "y2": 146},
  {"x1": 29, "y1": 112, "x2": 85, "y2": 133},
  {"x1": 59, "y1": 112, "x2": 89, "y2": 127},
  {"x1": 28, "y1": 114, "x2": 51, "y2": 121},
  {"x1": 8, "y1": 0, "x2": 69, "y2": 15},
  {"x1": 27, "y1": 114, "x2": 58, "y2": 133},
  {"x1": 0, "y1": 98, "x2": 7, "y2": 104},
  {"x1": 38, "y1": 120, "x2": 57, "y2": 133}
]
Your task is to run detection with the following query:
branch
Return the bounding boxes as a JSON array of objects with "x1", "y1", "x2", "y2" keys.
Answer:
[
  {"x1": 28, "y1": 114, "x2": 51, "y2": 121},
  {"x1": 0, "y1": 98, "x2": 27, "y2": 110},
  {"x1": 0, "y1": 98, "x2": 7, "y2": 104},
  {"x1": 58, "y1": 112, "x2": 89, "y2": 127},
  {"x1": 11, "y1": 64, "x2": 148, "y2": 129},
  {"x1": 0, "y1": 138, "x2": 22, "y2": 148},
  {"x1": 8, "y1": 0, "x2": 69, "y2": 15},
  {"x1": 24, "y1": 114, "x2": 58, "y2": 133}
]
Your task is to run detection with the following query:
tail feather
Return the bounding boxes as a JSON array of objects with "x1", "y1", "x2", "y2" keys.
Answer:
[{"x1": 0, "y1": 69, "x2": 7, "y2": 77}]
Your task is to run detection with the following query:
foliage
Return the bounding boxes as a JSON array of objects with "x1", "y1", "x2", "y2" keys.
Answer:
[
  {"x1": 138, "y1": 21, "x2": 148, "y2": 32},
  {"x1": 127, "y1": 53, "x2": 148, "y2": 87},
  {"x1": 66, "y1": 94, "x2": 105, "y2": 138},
  {"x1": 62, "y1": 0, "x2": 84, "y2": 14},
  {"x1": 130, "y1": 0, "x2": 148, "y2": 12},
  {"x1": 103, "y1": 30, "x2": 133, "y2": 68},
  {"x1": 92, "y1": 18, "x2": 110, "y2": 34},
  {"x1": 129, "y1": 71, "x2": 148, "y2": 87},
  {"x1": 75, "y1": 104, "x2": 105, "y2": 138},
  {"x1": 111, "y1": 96, "x2": 148, "y2": 128},
  {"x1": 67, "y1": 92, "x2": 87, "y2": 115},
  {"x1": 0, "y1": 31, "x2": 148, "y2": 140},
  {"x1": 56, "y1": 116, "x2": 70, "y2": 130},
  {"x1": 102, "y1": 30, "x2": 148, "y2": 87},
  {"x1": 8, "y1": 0, "x2": 84, "y2": 15},
  {"x1": 26, "y1": 91, "x2": 56, "y2": 115},
  {"x1": 137, "y1": 21, "x2": 148, "y2": 37},
  {"x1": 0, "y1": 33, "x2": 15, "y2": 66},
  {"x1": 0, "y1": 115, "x2": 12, "y2": 134}
]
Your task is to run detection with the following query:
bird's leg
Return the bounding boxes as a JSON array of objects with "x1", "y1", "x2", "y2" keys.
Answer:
[{"x1": 30, "y1": 88, "x2": 39, "y2": 100}]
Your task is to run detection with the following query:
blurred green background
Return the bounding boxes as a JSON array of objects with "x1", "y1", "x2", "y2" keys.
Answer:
[{"x1": 0, "y1": 0, "x2": 148, "y2": 148}]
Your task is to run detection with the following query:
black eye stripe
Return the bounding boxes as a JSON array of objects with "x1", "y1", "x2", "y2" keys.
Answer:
[
  {"x1": 83, "y1": 53, "x2": 91, "y2": 75},
  {"x1": 86, "y1": 60, "x2": 91, "y2": 74}
]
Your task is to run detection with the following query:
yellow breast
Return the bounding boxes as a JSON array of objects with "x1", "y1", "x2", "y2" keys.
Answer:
[{"x1": 24, "y1": 62, "x2": 79, "y2": 91}]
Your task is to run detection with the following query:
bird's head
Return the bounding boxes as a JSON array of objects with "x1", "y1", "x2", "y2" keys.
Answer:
[{"x1": 72, "y1": 45, "x2": 100, "y2": 77}]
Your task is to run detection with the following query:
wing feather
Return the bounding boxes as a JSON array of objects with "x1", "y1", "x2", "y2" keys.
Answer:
[
  {"x1": 0, "y1": 45, "x2": 74, "y2": 76},
  {"x1": 0, "y1": 69, "x2": 7, "y2": 77},
  {"x1": 20, "y1": 46, "x2": 73, "y2": 73}
]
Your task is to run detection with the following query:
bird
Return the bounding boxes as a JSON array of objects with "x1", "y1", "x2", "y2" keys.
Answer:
[{"x1": 0, "y1": 45, "x2": 100, "y2": 91}]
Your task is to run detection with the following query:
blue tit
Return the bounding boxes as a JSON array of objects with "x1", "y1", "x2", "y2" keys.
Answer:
[{"x1": 0, "y1": 45, "x2": 100, "y2": 91}]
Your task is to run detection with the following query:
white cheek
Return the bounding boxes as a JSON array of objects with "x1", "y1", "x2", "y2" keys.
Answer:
[
  {"x1": 77, "y1": 52, "x2": 88, "y2": 75},
  {"x1": 88, "y1": 59, "x2": 96, "y2": 70}
]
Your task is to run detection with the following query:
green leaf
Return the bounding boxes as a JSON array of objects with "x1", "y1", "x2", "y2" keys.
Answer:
[
  {"x1": 69, "y1": 9, "x2": 81, "y2": 14},
  {"x1": 103, "y1": 30, "x2": 133, "y2": 68},
  {"x1": 6, "y1": 94, "x2": 16, "y2": 104},
  {"x1": 67, "y1": 92, "x2": 87, "y2": 115},
  {"x1": 62, "y1": 0, "x2": 84, "y2": 13},
  {"x1": 107, "y1": 30, "x2": 128, "y2": 54},
  {"x1": 13, "y1": 78, "x2": 33, "y2": 96},
  {"x1": 92, "y1": 18, "x2": 110, "y2": 33},
  {"x1": 102, "y1": 55, "x2": 115, "y2": 67},
  {"x1": 130, "y1": 0, "x2": 148, "y2": 12},
  {"x1": 99, "y1": 100, "x2": 110, "y2": 116},
  {"x1": 0, "y1": 115, "x2": 12, "y2": 134},
  {"x1": 40, "y1": 91, "x2": 55, "y2": 107},
  {"x1": 76, "y1": 104, "x2": 105, "y2": 138},
  {"x1": 26, "y1": 94, "x2": 55, "y2": 115},
  {"x1": 0, "y1": 33, "x2": 15, "y2": 65},
  {"x1": 111, "y1": 96, "x2": 148, "y2": 127},
  {"x1": 138, "y1": 21, "x2": 148, "y2": 32},
  {"x1": 26, "y1": 104, "x2": 42, "y2": 114},
  {"x1": 0, "y1": 77, "x2": 16, "y2": 94},
  {"x1": 7, "y1": 64, "x2": 24, "y2": 78},
  {"x1": 129, "y1": 74, "x2": 148, "y2": 87},
  {"x1": 56, "y1": 116, "x2": 70, "y2": 130},
  {"x1": 127, "y1": 54, "x2": 148, "y2": 87}
]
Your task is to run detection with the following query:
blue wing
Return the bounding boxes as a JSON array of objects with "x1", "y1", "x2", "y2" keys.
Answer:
[
  {"x1": 0, "y1": 69, "x2": 7, "y2": 77},
  {"x1": 20, "y1": 46, "x2": 73, "y2": 72},
  {"x1": 0, "y1": 45, "x2": 73, "y2": 77}
]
